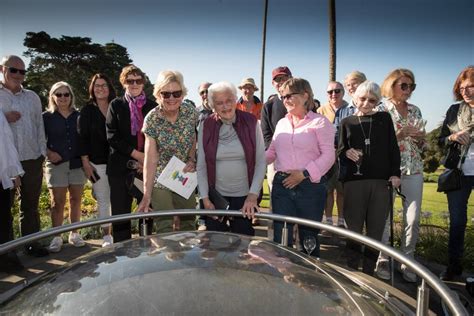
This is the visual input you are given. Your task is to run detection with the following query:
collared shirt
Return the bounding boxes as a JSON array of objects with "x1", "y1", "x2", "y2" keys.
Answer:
[
  {"x1": 0, "y1": 112, "x2": 24, "y2": 189},
  {"x1": 143, "y1": 101, "x2": 198, "y2": 188},
  {"x1": 317, "y1": 100, "x2": 348, "y2": 123},
  {"x1": 334, "y1": 100, "x2": 357, "y2": 146},
  {"x1": 236, "y1": 96, "x2": 263, "y2": 120},
  {"x1": 379, "y1": 100, "x2": 424, "y2": 175},
  {"x1": 265, "y1": 111, "x2": 335, "y2": 183},
  {"x1": 0, "y1": 83, "x2": 46, "y2": 161},
  {"x1": 43, "y1": 110, "x2": 82, "y2": 169}
]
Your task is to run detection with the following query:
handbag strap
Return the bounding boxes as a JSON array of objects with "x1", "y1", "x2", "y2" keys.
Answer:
[{"x1": 457, "y1": 145, "x2": 469, "y2": 169}]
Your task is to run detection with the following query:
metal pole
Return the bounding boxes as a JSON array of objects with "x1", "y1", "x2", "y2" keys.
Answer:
[
  {"x1": 416, "y1": 279, "x2": 430, "y2": 316},
  {"x1": 281, "y1": 221, "x2": 288, "y2": 247},
  {"x1": 259, "y1": 0, "x2": 269, "y2": 102}
]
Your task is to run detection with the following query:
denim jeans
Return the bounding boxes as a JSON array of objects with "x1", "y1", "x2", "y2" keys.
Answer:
[
  {"x1": 272, "y1": 172, "x2": 327, "y2": 257},
  {"x1": 446, "y1": 175, "x2": 474, "y2": 267}
]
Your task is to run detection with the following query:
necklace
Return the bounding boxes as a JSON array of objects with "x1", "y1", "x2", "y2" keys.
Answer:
[{"x1": 357, "y1": 115, "x2": 372, "y2": 154}]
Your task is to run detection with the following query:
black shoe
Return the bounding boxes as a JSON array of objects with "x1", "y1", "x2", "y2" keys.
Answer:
[
  {"x1": 440, "y1": 267, "x2": 462, "y2": 281},
  {"x1": 25, "y1": 244, "x2": 49, "y2": 257}
]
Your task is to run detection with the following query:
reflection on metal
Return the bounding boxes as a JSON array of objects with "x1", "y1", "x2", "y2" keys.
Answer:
[
  {"x1": 0, "y1": 210, "x2": 468, "y2": 315},
  {"x1": 281, "y1": 221, "x2": 288, "y2": 247},
  {"x1": 416, "y1": 280, "x2": 430, "y2": 316}
]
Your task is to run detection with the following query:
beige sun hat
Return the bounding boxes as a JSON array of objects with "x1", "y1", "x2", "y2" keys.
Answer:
[{"x1": 238, "y1": 77, "x2": 259, "y2": 91}]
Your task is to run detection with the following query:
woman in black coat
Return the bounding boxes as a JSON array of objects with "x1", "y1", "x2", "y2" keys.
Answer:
[{"x1": 106, "y1": 65, "x2": 157, "y2": 242}]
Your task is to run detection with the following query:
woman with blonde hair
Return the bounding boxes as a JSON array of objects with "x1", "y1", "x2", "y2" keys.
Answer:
[
  {"x1": 137, "y1": 70, "x2": 197, "y2": 233},
  {"x1": 375, "y1": 68, "x2": 426, "y2": 282},
  {"x1": 43, "y1": 81, "x2": 86, "y2": 252}
]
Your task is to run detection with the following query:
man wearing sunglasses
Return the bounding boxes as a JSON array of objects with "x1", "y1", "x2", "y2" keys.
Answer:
[
  {"x1": 317, "y1": 81, "x2": 348, "y2": 230},
  {"x1": 196, "y1": 82, "x2": 212, "y2": 130},
  {"x1": 0, "y1": 55, "x2": 48, "y2": 257}
]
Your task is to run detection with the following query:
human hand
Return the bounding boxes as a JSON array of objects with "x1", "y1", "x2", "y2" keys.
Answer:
[
  {"x1": 82, "y1": 161, "x2": 96, "y2": 181},
  {"x1": 136, "y1": 196, "x2": 152, "y2": 213},
  {"x1": 389, "y1": 176, "x2": 401, "y2": 188},
  {"x1": 241, "y1": 193, "x2": 258, "y2": 219},
  {"x1": 202, "y1": 198, "x2": 218, "y2": 220},
  {"x1": 5, "y1": 111, "x2": 21, "y2": 123},
  {"x1": 450, "y1": 130, "x2": 470, "y2": 146},
  {"x1": 13, "y1": 176, "x2": 21, "y2": 188},
  {"x1": 282, "y1": 170, "x2": 306, "y2": 189},
  {"x1": 346, "y1": 148, "x2": 363, "y2": 162},
  {"x1": 47, "y1": 149, "x2": 62, "y2": 163},
  {"x1": 183, "y1": 160, "x2": 196, "y2": 173}
]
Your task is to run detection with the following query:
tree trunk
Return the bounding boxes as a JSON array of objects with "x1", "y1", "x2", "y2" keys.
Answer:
[
  {"x1": 328, "y1": 0, "x2": 336, "y2": 81},
  {"x1": 260, "y1": 0, "x2": 269, "y2": 102}
]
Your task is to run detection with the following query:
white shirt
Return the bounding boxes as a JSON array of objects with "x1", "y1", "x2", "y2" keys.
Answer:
[
  {"x1": 462, "y1": 143, "x2": 474, "y2": 175},
  {"x1": 0, "y1": 83, "x2": 46, "y2": 161},
  {"x1": 0, "y1": 112, "x2": 24, "y2": 189}
]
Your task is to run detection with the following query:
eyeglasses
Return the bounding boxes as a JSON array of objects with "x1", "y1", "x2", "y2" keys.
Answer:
[
  {"x1": 199, "y1": 90, "x2": 208, "y2": 96},
  {"x1": 54, "y1": 93, "x2": 71, "y2": 98},
  {"x1": 398, "y1": 83, "x2": 416, "y2": 91},
  {"x1": 4, "y1": 66, "x2": 27, "y2": 75},
  {"x1": 327, "y1": 89, "x2": 342, "y2": 95},
  {"x1": 125, "y1": 78, "x2": 144, "y2": 85},
  {"x1": 94, "y1": 83, "x2": 108, "y2": 89},
  {"x1": 281, "y1": 93, "x2": 299, "y2": 101},
  {"x1": 273, "y1": 76, "x2": 289, "y2": 83},
  {"x1": 460, "y1": 86, "x2": 474, "y2": 94},
  {"x1": 160, "y1": 90, "x2": 183, "y2": 99}
]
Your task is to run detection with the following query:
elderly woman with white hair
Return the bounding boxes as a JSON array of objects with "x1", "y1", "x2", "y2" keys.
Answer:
[
  {"x1": 337, "y1": 81, "x2": 401, "y2": 276},
  {"x1": 196, "y1": 81, "x2": 266, "y2": 235},
  {"x1": 137, "y1": 70, "x2": 197, "y2": 233},
  {"x1": 43, "y1": 81, "x2": 86, "y2": 252}
]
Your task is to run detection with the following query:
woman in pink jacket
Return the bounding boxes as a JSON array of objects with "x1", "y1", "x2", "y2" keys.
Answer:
[{"x1": 266, "y1": 78, "x2": 335, "y2": 257}]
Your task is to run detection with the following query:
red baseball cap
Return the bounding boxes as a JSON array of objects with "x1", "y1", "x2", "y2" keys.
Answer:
[{"x1": 272, "y1": 66, "x2": 292, "y2": 80}]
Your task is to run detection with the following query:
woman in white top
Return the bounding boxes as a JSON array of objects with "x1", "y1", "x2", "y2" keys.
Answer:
[{"x1": 0, "y1": 111, "x2": 24, "y2": 272}]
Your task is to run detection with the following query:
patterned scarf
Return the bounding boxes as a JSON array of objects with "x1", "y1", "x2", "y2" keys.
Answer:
[
  {"x1": 449, "y1": 101, "x2": 474, "y2": 138},
  {"x1": 125, "y1": 91, "x2": 146, "y2": 149}
]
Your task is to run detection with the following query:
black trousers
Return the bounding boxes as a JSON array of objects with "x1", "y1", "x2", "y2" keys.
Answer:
[
  {"x1": 109, "y1": 174, "x2": 134, "y2": 242},
  {"x1": 205, "y1": 195, "x2": 254, "y2": 236},
  {"x1": 0, "y1": 187, "x2": 14, "y2": 244}
]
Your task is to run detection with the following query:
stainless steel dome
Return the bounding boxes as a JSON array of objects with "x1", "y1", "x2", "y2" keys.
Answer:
[{"x1": 1, "y1": 231, "x2": 410, "y2": 315}]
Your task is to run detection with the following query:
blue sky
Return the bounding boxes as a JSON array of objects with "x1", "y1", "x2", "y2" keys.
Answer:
[{"x1": 1, "y1": 0, "x2": 472, "y2": 131}]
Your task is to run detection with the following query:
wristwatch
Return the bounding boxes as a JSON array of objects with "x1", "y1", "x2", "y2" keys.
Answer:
[{"x1": 302, "y1": 170, "x2": 310, "y2": 179}]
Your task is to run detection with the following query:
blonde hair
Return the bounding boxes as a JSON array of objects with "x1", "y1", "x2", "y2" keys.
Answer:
[
  {"x1": 280, "y1": 78, "x2": 316, "y2": 111},
  {"x1": 153, "y1": 70, "x2": 188, "y2": 103},
  {"x1": 344, "y1": 71, "x2": 366, "y2": 84},
  {"x1": 381, "y1": 68, "x2": 415, "y2": 99},
  {"x1": 47, "y1": 81, "x2": 75, "y2": 112}
]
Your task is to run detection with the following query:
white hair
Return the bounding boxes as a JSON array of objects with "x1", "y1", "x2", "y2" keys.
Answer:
[
  {"x1": 353, "y1": 80, "x2": 381, "y2": 103},
  {"x1": 207, "y1": 81, "x2": 237, "y2": 109}
]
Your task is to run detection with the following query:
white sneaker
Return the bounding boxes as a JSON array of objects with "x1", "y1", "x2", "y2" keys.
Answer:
[
  {"x1": 68, "y1": 232, "x2": 85, "y2": 247},
  {"x1": 401, "y1": 264, "x2": 417, "y2": 283},
  {"x1": 375, "y1": 259, "x2": 391, "y2": 280},
  {"x1": 48, "y1": 236, "x2": 63, "y2": 253},
  {"x1": 102, "y1": 235, "x2": 113, "y2": 247}
]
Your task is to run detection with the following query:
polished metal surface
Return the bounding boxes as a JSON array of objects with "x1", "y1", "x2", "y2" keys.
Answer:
[
  {"x1": 2, "y1": 232, "x2": 403, "y2": 315},
  {"x1": 0, "y1": 210, "x2": 467, "y2": 315}
]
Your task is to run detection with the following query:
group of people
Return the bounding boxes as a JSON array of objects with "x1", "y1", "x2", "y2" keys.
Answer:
[{"x1": 0, "y1": 54, "x2": 472, "y2": 283}]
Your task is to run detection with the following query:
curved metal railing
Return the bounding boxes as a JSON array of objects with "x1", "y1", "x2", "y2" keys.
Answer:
[{"x1": 0, "y1": 210, "x2": 467, "y2": 315}]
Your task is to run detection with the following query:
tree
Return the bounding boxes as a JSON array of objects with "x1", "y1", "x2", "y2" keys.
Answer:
[
  {"x1": 22, "y1": 31, "x2": 142, "y2": 108},
  {"x1": 328, "y1": 0, "x2": 336, "y2": 81},
  {"x1": 422, "y1": 125, "x2": 445, "y2": 172}
]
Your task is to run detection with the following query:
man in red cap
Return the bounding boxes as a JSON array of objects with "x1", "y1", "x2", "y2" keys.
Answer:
[{"x1": 260, "y1": 66, "x2": 292, "y2": 234}]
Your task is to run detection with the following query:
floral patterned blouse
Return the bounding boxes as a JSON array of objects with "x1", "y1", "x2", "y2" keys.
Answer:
[
  {"x1": 142, "y1": 101, "x2": 198, "y2": 188},
  {"x1": 380, "y1": 100, "x2": 425, "y2": 175}
]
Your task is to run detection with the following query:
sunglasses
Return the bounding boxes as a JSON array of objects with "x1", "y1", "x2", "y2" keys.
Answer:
[
  {"x1": 199, "y1": 90, "x2": 208, "y2": 96},
  {"x1": 160, "y1": 90, "x2": 183, "y2": 99},
  {"x1": 327, "y1": 89, "x2": 342, "y2": 95},
  {"x1": 55, "y1": 93, "x2": 71, "y2": 98},
  {"x1": 281, "y1": 92, "x2": 299, "y2": 101},
  {"x1": 273, "y1": 76, "x2": 289, "y2": 83},
  {"x1": 4, "y1": 66, "x2": 27, "y2": 75},
  {"x1": 398, "y1": 83, "x2": 416, "y2": 91},
  {"x1": 125, "y1": 78, "x2": 144, "y2": 85}
]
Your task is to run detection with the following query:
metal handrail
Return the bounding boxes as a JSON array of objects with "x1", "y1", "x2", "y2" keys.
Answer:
[{"x1": 0, "y1": 209, "x2": 467, "y2": 315}]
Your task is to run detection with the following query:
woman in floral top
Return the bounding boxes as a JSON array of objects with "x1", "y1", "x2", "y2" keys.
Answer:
[
  {"x1": 137, "y1": 70, "x2": 198, "y2": 233},
  {"x1": 376, "y1": 68, "x2": 426, "y2": 283}
]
